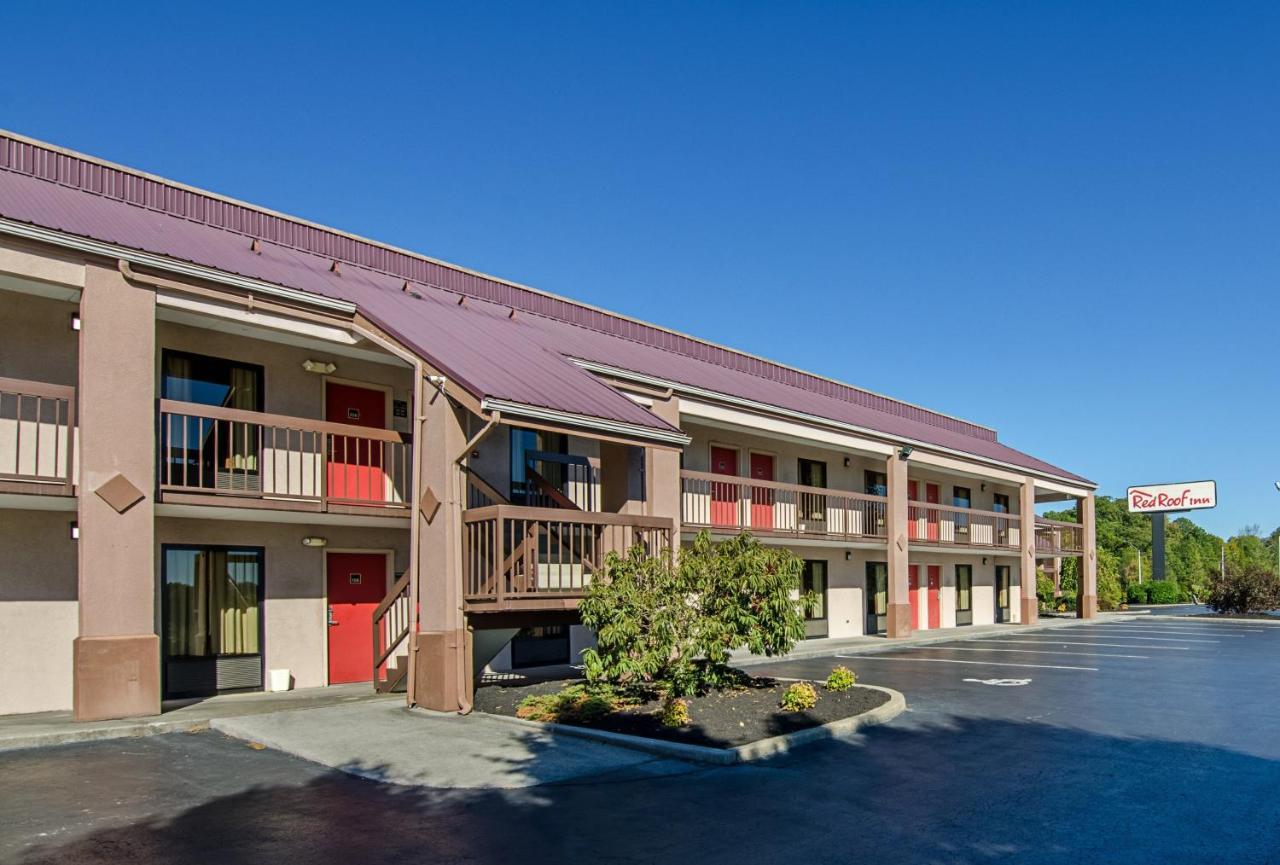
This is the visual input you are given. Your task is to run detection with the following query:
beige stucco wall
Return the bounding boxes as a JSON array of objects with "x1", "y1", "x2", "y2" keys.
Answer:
[
  {"x1": 155, "y1": 321, "x2": 414, "y2": 433},
  {"x1": 0, "y1": 290, "x2": 80, "y2": 388},
  {"x1": 154, "y1": 518, "x2": 410, "y2": 690},
  {"x1": 0, "y1": 509, "x2": 78, "y2": 714},
  {"x1": 682, "y1": 422, "x2": 885, "y2": 490}
]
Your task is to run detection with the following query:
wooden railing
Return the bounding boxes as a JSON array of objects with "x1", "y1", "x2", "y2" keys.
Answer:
[
  {"x1": 372, "y1": 571, "x2": 412, "y2": 693},
  {"x1": 159, "y1": 399, "x2": 411, "y2": 512},
  {"x1": 520, "y1": 451, "x2": 598, "y2": 511},
  {"x1": 908, "y1": 502, "x2": 1021, "y2": 549},
  {"x1": 0, "y1": 377, "x2": 75, "y2": 495},
  {"x1": 1036, "y1": 518, "x2": 1084, "y2": 555},
  {"x1": 680, "y1": 470, "x2": 887, "y2": 541},
  {"x1": 463, "y1": 505, "x2": 674, "y2": 606}
]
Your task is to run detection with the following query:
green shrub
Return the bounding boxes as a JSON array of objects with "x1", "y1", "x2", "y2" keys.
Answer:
[
  {"x1": 657, "y1": 697, "x2": 691, "y2": 728},
  {"x1": 825, "y1": 665, "x2": 856, "y2": 692},
  {"x1": 780, "y1": 681, "x2": 818, "y2": 711},
  {"x1": 580, "y1": 531, "x2": 808, "y2": 697},
  {"x1": 1126, "y1": 583, "x2": 1151, "y2": 604},
  {"x1": 1147, "y1": 581, "x2": 1184, "y2": 605},
  {"x1": 1036, "y1": 569, "x2": 1055, "y2": 604},
  {"x1": 1207, "y1": 566, "x2": 1280, "y2": 615},
  {"x1": 515, "y1": 684, "x2": 622, "y2": 724}
]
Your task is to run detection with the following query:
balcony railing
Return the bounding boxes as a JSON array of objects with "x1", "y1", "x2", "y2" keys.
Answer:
[
  {"x1": 0, "y1": 377, "x2": 76, "y2": 496},
  {"x1": 908, "y1": 502, "x2": 1021, "y2": 549},
  {"x1": 462, "y1": 505, "x2": 674, "y2": 609},
  {"x1": 680, "y1": 470, "x2": 888, "y2": 541},
  {"x1": 1035, "y1": 518, "x2": 1084, "y2": 555},
  {"x1": 159, "y1": 399, "x2": 411, "y2": 513}
]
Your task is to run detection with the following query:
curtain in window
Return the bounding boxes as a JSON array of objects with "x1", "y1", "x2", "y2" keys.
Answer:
[
  {"x1": 166, "y1": 548, "x2": 260, "y2": 658},
  {"x1": 956, "y1": 566, "x2": 973, "y2": 611}
]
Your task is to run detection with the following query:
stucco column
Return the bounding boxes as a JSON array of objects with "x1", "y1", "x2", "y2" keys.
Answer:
[
  {"x1": 1077, "y1": 493, "x2": 1098, "y2": 619},
  {"x1": 412, "y1": 385, "x2": 471, "y2": 712},
  {"x1": 73, "y1": 262, "x2": 160, "y2": 721},
  {"x1": 1019, "y1": 479, "x2": 1039, "y2": 626},
  {"x1": 644, "y1": 393, "x2": 682, "y2": 539},
  {"x1": 600, "y1": 442, "x2": 645, "y2": 514},
  {"x1": 885, "y1": 453, "x2": 912, "y2": 638}
]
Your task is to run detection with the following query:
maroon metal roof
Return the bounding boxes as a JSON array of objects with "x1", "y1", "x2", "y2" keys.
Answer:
[{"x1": 0, "y1": 131, "x2": 1091, "y2": 483}]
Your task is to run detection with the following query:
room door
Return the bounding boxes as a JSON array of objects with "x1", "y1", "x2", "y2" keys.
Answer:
[
  {"x1": 749, "y1": 452, "x2": 775, "y2": 530},
  {"x1": 927, "y1": 565, "x2": 941, "y2": 629},
  {"x1": 995, "y1": 565, "x2": 1011, "y2": 623},
  {"x1": 925, "y1": 483, "x2": 941, "y2": 541},
  {"x1": 710, "y1": 445, "x2": 738, "y2": 527},
  {"x1": 325, "y1": 381, "x2": 388, "y2": 504},
  {"x1": 326, "y1": 552, "x2": 387, "y2": 684}
]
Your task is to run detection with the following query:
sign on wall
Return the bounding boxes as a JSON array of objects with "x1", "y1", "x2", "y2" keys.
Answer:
[{"x1": 1126, "y1": 481, "x2": 1217, "y2": 513}]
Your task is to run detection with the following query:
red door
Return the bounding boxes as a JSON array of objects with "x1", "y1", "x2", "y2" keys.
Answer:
[
  {"x1": 925, "y1": 483, "x2": 941, "y2": 541},
  {"x1": 710, "y1": 446, "x2": 738, "y2": 527},
  {"x1": 326, "y1": 552, "x2": 387, "y2": 684},
  {"x1": 927, "y1": 565, "x2": 941, "y2": 628},
  {"x1": 749, "y1": 453, "x2": 775, "y2": 530},
  {"x1": 908, "y1": 564, "x2": 920, "y2": 628},
  {"x1": 907, "y1": 480, "x2": 919, "y2": 540},
  {"x1": 326, "y1": 381, "x2": 387, "y2": 504}
]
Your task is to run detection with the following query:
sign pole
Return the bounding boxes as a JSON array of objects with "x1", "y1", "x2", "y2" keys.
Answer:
[{"x1": 1151, "y1": 512, "x2": 1167, "y2": 581}]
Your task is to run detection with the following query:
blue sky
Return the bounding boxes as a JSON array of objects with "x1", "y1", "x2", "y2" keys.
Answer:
[{"x1": 3, "y1": 2, "x2": 1277, "y2": 536}]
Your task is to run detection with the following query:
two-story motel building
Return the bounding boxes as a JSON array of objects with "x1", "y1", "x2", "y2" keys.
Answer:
[{"x1": 0, "y1": 131, "x2": 1097, "y2": 721}]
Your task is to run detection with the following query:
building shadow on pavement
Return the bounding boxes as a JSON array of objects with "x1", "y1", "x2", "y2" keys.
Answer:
[{"x1": 8, "y1": 713, "x2": 1280, "y2": 865}]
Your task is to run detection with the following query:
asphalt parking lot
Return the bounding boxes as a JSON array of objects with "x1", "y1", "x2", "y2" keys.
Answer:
[{"x1": 4, "y1": 616, "x2": 1280, "y2": 865}]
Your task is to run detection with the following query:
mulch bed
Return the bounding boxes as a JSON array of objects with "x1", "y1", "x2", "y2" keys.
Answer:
[{"x1": 473, "y1": 676, "x2": 889, "y2": 749}]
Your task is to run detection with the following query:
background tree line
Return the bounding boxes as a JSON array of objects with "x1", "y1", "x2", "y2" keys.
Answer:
[{"x1": 1041, "y1": 496, "x2": 1279, "y2": 609}]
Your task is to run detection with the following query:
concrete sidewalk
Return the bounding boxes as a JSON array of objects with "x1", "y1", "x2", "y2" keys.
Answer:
[
  {"x1": 0, "y1": 683, "x2": 397, "y2": 753},
  {"x1": 732, "y1": 610, "x2": 1145, "y2": 666},
  {"x1": 211, "y1": 700, "x2": 697, "y2": 789}
]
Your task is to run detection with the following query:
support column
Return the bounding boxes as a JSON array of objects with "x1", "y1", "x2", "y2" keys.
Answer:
[
  {"x1": 74, "y1": 262, "x2": 160, "y2": 721},
  {"x1": 885, "y1": 453, "x2": 912, "y2": 638},
  {"x1": 644, "y1": 393, "x2": 682, "y2": 538},
  {"x1": 412, "y1": 384, "x2": 472, "y2": 712},
  {"x1": 600, "y1": 442, "x2": 645, "y2": 515},
  {"x1": 1019, "y1": 479, "x2": 1039, "y2": 626},
  {"x1": 1077, "y1": 492, "x2": 1098, "y2": 619}
]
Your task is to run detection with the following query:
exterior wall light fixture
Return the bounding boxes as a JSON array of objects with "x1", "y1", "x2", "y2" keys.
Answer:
[
  {"x1": 70, "y1": 521, "x2": 79, "y2": 540},
  {"x1": 301, "y1": 536, "x2": 328, "y2": 548},
  {"x1": 302, "y1": 360, "x2": 336, "y2": 375},
  {"x1": 898, "y1": 446, "x2": 914, "y2": 460},
  {"x1": 70, "y1": 312, "x2": 81, "y2": 331}
]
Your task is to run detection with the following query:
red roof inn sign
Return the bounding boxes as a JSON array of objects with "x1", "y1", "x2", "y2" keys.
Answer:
[{"x1": 1127, "y1": 481, "x2": 1217, "y2": 514}]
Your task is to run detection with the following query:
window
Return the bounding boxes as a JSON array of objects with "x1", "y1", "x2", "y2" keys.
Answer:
[
  {"x1": 510, "y1": 625, "x2": 571, "y2": 669},
  {"x1": 993, "y1": 492, "x2": 1011, "y2": 544},
  {"x1": 161, "y1": 351, "x2": 265, "y2": 489},
  {"x1": 992, "y1": 493, "x2": 1010, "y2": 513},
  {"x1": 956, "y1": 564, "x2": 973, "y2": 625},
  {"x1": 510, "y1": 427, "x2": 568, "y2": 504},
  {"x1": 801, "y1": 560, "x2": 827, "y2": 620},
  {"x1": 163, "y1": 545, "x2": 264, "y2": 696},
  {"x1": 866, "y1": 561, "x2": 888, "y2": 635},
  {"x1": 865, "y1": 470, "x2": 887, "y2": 497},
  {"x1": 798, "y1": 459, "x2": 828, "y2": 522},
  {"x1": 953, "y1": 486, "x2": 972, "y2": 536}
]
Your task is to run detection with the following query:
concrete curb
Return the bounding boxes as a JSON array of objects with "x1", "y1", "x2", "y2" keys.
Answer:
[
  {"x1": 483, "y1": 684, "x2": 906, "y2": 766},
  {"x1": 0, "y1": 718, "x2": 210, "y2": 753}
]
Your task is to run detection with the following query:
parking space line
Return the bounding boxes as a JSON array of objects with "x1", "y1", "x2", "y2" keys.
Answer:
[
  {"x1": 1126, "y1": 624, "x2": 1266, "y2": 633},
  {"x1": 1088, "y1": 628, "x2": 1244, "y2": 638},
  {"x1": 905, "y1": 646, "x2": 1150, "y2": 659},
  {"x1": 967, "y1": 638, "x2": 1190, "y2": 650},
  {"x1": 835, "y1": 654, "x2": 1098, "y2": 672},
  {"x1": 1071, "y1": 634, "x2": 1219, "y2": 643}
]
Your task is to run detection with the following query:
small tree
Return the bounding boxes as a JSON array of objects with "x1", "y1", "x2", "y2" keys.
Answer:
[
  {"x1": 580, "y1": 531, "x2": 809, "y2": 696},
  {"x1": 1206, "y1": 565, "x2": 1280, "y2": 615}
]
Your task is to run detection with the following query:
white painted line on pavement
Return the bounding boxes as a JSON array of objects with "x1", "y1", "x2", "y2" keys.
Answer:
[
  {"x1": 966, "y1": 638, "x2": 1190, "y2": 651},
  {"x1": 1088, "y1": 628, "x2": 1244, "y2": 638},
  {"x1": 1124, "y1": 623, "x2": 1266, "y2": 632},
  {"x1": 1068, "y1": 634, "x2": 1219, "y2": 643},
  {"x1": 835, "y1": 654, "x2": 1097, "y2": 672},
  {"x1": 910, "y1": 646, "x2": 1149, "y2": 659}
]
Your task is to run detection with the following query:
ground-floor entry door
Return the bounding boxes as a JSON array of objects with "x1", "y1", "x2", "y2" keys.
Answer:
[
  {"x1": 927, "y1": 565, "x2": 941, "y2": 629},
  {"x1": 327, "y1": 552, "x2": 387, "y2": 684},
  {"x1": 866, "y1": 562, "x2": 888, "y2": 635},
  {"x1": 995, "y1": 565, "x2": 1011, "y2": 623}
]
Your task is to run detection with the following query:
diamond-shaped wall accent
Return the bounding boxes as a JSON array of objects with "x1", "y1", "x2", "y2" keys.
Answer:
[
  {"x1": 95, "y1": 474, "x2": 145, "y2": 514},
  {"x1": 419, "y1": 487, "x2": 441, "y2": 523}
]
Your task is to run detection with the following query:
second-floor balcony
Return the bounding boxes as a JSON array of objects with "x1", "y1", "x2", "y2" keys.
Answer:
[
  {"x1": 907, "y1": 501, "x2": 1022, "y2": 550},
  {"x1": 0, "y1": 376, "x2": 76, "y2": 497},
  {"x1": 1035, "y1": 517, "x2": 1084, "y2": 556},
  {"x1": 158, "y1": 399, "x2": 412, "y2": 516},
  {"x1": 680, "y1": 470, "x2": 889, "y2": 542}
]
